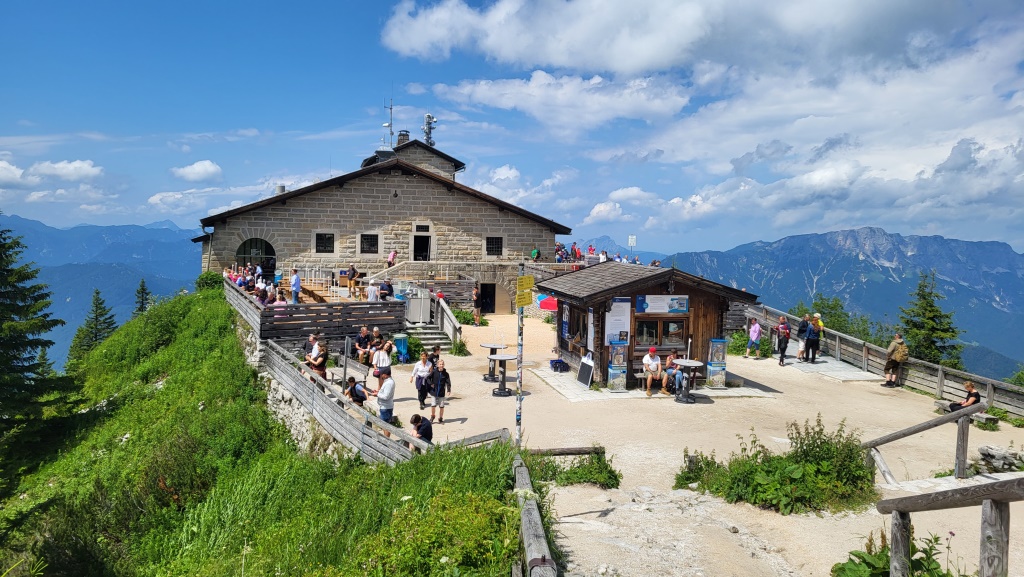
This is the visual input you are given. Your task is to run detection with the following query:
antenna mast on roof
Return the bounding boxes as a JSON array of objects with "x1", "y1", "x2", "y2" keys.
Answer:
[
  {"x1": 382, "y1": 98, "x2": 395, "y2": 148},
  {"x1": 422, "y1": 113, "x2": 436, "y2": 147}
]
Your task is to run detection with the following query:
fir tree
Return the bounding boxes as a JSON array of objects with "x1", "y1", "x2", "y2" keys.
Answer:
[
  {"x1": 36, "y1": 347, "x2": 56, "y2": 378},
  {"x1": 133, "y1": 278, "x2": 151, "y2": 318},
  {"x1": 65, "y1": 289, "x2": 118, "y2": 374},
  {"x1": 0, "y1": 224, "x2": 67, "y2": 430},
  {"x1": 1007, "y1": 365, "x2": 1024, "y2": 388},
  {"x1": 898, "y1": 270, "x2": 964, "y2": 370}
]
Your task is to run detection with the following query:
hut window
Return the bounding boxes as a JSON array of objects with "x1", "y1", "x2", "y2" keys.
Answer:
[
  {"x1": 636, "y1": 321, "x2": 659, "y2": 346},
  {"x1": 662, "y1": 321, "x2": 687, "y2": 345},
  {"x1": 485, "y1": 236, "x2": 504, "y2": 256}
]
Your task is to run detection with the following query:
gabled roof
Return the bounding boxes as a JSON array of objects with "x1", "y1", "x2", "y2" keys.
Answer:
[
  {"x1": 191, "y1": 233, "x2": 210, "y2": 243},
  {"x1": 360, "y1": 139, "x2": 466, "y2": 171},
  {"x1": 199, "y1": 157, "x2": 571, "y2": 234},
  {"x1": 536, "y1": 261, "x2": 758, "y2": 306}
]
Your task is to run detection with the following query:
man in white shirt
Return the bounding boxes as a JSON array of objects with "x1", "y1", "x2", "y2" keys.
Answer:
[
  {"x1": 371, "y1": 366, "x2": 396, "y2": 437},
  {"x1": 642, "y1": 346, "x2": 669, "y2": 397}
]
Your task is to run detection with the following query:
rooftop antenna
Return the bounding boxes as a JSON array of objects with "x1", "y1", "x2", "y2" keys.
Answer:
[
  {"x1": 382, "y1": 98, "x2": 395, "y2": 148},
  {"x1": 422, "y1": 113, "x2": 436, "y2": 147}
]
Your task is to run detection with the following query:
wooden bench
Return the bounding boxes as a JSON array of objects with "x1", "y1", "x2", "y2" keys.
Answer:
[{"x1": 934, "y1": 400, "x2": 999, "y2": 426}]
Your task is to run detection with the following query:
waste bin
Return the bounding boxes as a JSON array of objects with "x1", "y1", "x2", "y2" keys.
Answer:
[
  {"x1": 393, "y1": 333, "x2": 409, "y2": 363},
  {"x1": 274, "y1": 270, "x2": 283, "y2": 284}
]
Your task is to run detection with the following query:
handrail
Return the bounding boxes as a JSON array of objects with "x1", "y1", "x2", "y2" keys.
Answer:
[
  {"x1": 443, "y1": 428, "x2": 510, "y2": 448},
  {"x1": 431, "y1": 292, "x2": 463, "y2": 344},
  {"x1": 877, "y1": 477, "x2": 1024, "y2": 514},
  {"x1": 860, "y1": 397, "x2": 990, "y2": 449},
  {"x1": 743, "y1": 304, "x2": 1022, "y2": 418},
  {"x1": 513, "y1": 455, "x2": 557, "y2": 577}
]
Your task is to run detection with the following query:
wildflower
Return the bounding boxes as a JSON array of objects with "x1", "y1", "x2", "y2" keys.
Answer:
[
  {"x1": 440, "y1": 557, "x2": 450, "y2": 564},
  {"x1": 949, "y1": 531, "x2": 955, "y2": 537},
  {"x1": 401, "y1": 495, "x2": 412, "y2": 501}
]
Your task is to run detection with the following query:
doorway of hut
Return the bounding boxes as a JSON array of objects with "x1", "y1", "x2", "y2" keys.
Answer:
[
  {"x1": 479, "y1": 283, "x2": 496, "y2": 314},
  {"x1": 413, "y1": 235, "x2": 431, "y2": 261}
]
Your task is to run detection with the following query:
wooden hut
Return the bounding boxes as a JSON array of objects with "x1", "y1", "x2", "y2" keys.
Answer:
[{"x1": 535, "y1": 262, "x2": 758, "y2": 384}]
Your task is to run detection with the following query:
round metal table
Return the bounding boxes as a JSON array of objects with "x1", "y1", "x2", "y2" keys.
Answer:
[
  {"x1": 480, "y1": 343, "x2": 508, "y2": 382},
  {"x1": 672, "y1": 359, "x2": 703, "y2": 404},
  {"x1": 489, "y1": 353, "x2": 517, "y2": 397}
]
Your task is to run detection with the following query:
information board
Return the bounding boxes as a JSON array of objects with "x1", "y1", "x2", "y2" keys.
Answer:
[
  {"x1": 576, "y1": 354, "x2": 594, "y2": 386},
  {"x1": 636, "y1": 294, "x2": 689, "y2": 313}
]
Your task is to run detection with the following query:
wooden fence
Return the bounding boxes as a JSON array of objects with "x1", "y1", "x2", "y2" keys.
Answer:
[
  {"x1": 745, "y1": 304, "x2": 1024, "y2": 419},
  {"x1": 512, "y1": 456, "x2": 557, "y2": 577},
  {"x1": 224, "y1": 278, "x2": 405, "y2": 341}
]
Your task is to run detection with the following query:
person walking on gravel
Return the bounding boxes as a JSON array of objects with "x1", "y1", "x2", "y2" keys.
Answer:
[
  {"x1": 427, "y1": 359, "x2": 452, "y2": 423},
  {"x1": 883, "y1": 333, "x2": 908, "y2": 387},
  {"x1": 745, "y1": 318, "x2": 762, "y2": 358},
  {"x1": 775, "y1": 316, "x2": 791, "y2": 366}
]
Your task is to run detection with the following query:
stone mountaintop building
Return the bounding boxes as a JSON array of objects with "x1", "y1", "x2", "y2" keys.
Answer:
[{"x1": 193, "y1": 139, "x2": 571, "y2": 313}]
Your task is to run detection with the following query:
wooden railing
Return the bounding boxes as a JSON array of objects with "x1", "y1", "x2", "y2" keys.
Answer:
[
  {"x1": 876, "y1": 476, "x2": 1021, "y2": 577},
  {"x1": 745, "y1": 304, "x2": 1024, "y2": 419},
  {"x1": 430, "y1": 293, "x2": 463, "y2": 344},
  {"x1": 862, "y1": 382, "x2": 994, "y2": 481},
  {"x1": 512, "y1": 456, "x2": 557, "y2": 577}
]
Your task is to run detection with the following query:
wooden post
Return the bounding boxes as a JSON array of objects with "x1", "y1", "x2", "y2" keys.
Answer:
[
  {"x1": 955, "y1": 415, "x2": 970, "y2": 479},
  {"x1": 835, "y1": 335, "x2": 841, "y2": 362},
  {"x1": 864, "y1": 449, "x2": 876, "y2": 483},
  {"x1": 862, "y1": 342, "x2": 869, "y2": 372},
  {"x1": 979, "y1": 499, "x2": 1010, "y2": 577},
  {"x1": 985, "y1": 382, "x2": 994, "y2": 409},
  {"x1": 343, "y1": 337, "x2": 350, "y2": 383},
  {"x1": 936, "y1": 366, "x2": 945, "y2": 399},
  {"x1": 890, "y1": 511, "x2": 912, "y2": 577}
]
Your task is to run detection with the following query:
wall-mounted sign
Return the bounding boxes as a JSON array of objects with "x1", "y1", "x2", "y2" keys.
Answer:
[
  {"x1": 636, "y1": 294, "x2": 689, "y2": 313},
  {"x1": 604, "y1": 297, "x2": 631, "y2": 345}
]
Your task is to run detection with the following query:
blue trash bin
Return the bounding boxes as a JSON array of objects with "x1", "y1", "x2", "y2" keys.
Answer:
[{"x1": 393, "y1": 333, "x2": 409, "y2": 363}]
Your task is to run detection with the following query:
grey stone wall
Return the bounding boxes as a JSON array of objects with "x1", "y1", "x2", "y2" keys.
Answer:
[
  {"x1": 395, "y1": 146, "x2": 457, "y2": 178},
  {"x1": 203, "y1": 171, "x2": 556, "y2": 277}
]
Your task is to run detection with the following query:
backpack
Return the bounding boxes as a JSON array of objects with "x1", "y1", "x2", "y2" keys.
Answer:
[
  {"x1": 780, "y1": 324, "x2": 791, "y2": 340},
  {"x1": 893, "y1": 343, "x2": 909, "y2": 362}
]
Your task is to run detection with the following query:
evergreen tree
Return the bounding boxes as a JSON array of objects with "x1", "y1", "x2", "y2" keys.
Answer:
[
  {"x1": 36, "y1": 347, "x2": 56, "y2": 378},
  {"x1": 65, "y1": 289, "x2": 117, "y2": 374},
  {"x1": 0, "y1": 224, "x2": 67, "y2": 430},
  {"x1": 898, "y1": 270, "x2": 963, "y2": 370},
  {"x1": 1007, "y1": 365, "x2": 1024, "y2": 388},
  {"x1": 133, "y1": 278, "x2": 151, "y2": 318}
]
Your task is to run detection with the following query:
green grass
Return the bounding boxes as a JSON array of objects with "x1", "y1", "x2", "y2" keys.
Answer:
[
  {"x1": 0, "y1": 287, "x2": 520, "y2": 576},
  {"x1": 523, "y1": 449, "x2": 622, "y2": 490}
]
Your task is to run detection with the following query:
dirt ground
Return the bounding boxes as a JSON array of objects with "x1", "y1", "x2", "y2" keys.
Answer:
[{"x1": 378, "y1": 314, "x2": 1023, "y2": 577}]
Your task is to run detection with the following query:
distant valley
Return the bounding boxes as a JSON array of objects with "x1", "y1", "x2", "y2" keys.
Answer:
[
  {"x1": 578, "y1": 229, "x2": 1024, "y2": 380},
  {"x1": 2, "y1": 214, "x2": 201, "y2": 368}
]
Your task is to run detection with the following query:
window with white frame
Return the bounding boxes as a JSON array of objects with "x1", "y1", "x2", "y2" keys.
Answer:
[
  {"x1": 485, "y1": 236, "x2": 503, "y2": 257},
  {"x1": 359, "y1": 233, "x2": 379, "y2": 254}
]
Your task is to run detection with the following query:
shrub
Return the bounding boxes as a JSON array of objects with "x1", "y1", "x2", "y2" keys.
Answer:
[
  {"x1": 407, "y1": 336, "x2": 425, "y2": 361},
  {"x1": 831, "y1": 528, "x2": 972, "y2": 577},
  {"x1": 728, "y1": 330, "x2": 770, "y2": 358},
  {"x1": 524, "y1": 448, "x2": 621, "y2": 489},
  {"x1": 449, "y1": 338, "x2": 469, "y2": 356},
  {"x1": 674, "y1": 416, "x2": 876, "y2": 515},
  {"x1": 194, "y1": 271, "x2": 223, "y2": 292},
  {"x1": 542, "y1": 314, "x2": 554, "y2": 324},
  {"x1": 452, "y1": 308, "x2": 488, "y2": 326}
]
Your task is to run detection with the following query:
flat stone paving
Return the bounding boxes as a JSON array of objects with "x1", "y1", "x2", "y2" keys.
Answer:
[
  {"x1": 529, "y1": 366, "x2": 774, "y2": 403},
  {"x1": 784, "y1": 353, "x2": 883, "y2": 382},
  {"x1": 879, "y1": 470, "x2": 1024, "y2": 494}
]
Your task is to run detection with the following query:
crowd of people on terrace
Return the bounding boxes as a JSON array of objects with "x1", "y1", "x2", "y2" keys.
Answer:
[{"x1": 552, "y1": 241, "x2": 662, "y2": 266}]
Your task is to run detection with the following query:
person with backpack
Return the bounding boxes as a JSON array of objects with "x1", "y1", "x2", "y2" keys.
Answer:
[
  {"x1": 804, "y1": 313, "x2": 824, "y2": 363},
  {"x1": 345, "y1": 376, "x2": 370, "y2": 407},
  {"x1": 775, "y1": 316, "x2": 792, "y2": 366},
  {"x1": 883, "y1": 333, "x2": 909, "y2": 388}
]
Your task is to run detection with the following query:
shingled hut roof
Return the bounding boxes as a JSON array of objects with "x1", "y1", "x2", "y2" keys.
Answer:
[{"x1": 535, "y1": 261, "x2": 758, "y2": 306}]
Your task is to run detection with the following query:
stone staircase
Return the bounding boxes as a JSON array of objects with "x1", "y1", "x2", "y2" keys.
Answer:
[{"x1": 404, "y1": 323, "x2": 452, "y2": 353}]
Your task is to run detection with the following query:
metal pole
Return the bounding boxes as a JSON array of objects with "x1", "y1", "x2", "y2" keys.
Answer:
[{"x1": 516, "y1": 261, "x2": 524, "y2": 448}]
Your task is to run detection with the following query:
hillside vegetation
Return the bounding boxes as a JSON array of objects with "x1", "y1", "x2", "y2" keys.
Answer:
[{"x1": 1, "y1": 289, "x2": 519, "y2": 576}]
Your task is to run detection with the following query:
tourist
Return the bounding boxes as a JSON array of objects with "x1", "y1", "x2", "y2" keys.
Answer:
[
  {"x1": 305, "y1": 334, "x2": 327, "y2": 381},
  {"x1": 587, "y1": 244, "x2": 595, "y2": 255},
  {"x1": 531, "y1": 245, "x2": 540, "y2": 261},
  {"x1": 804, "y1": 313, "x2": 824, "y2": 363},
  {"x1": 427, "y1": 344, "x2": 441, "y2": 367},
  {"x1": 370, "y1": 366, "x2": 395, "y2": 437},
  {"x1": 599, "y1": 250, "x2": 608, "y2": 263},
  {"x1": 642, "y1": 346, "x2": 669, "y2": 397},
  {"x1": 775, "y1": 316, "x2": 791, "y2": 366},
  {"x1": 387, "y1": 249, "x2": 397, "y2": 268},
  {"x1": 379, "y1": 278, "x2": 393, "y2": 301},
  {"x1": 663, "y1": 349, "x2": 684, "y2": 393},
  {"x1": 949, "y1": 381, "x2": 981, "y2": 412},
  {"x1": 369, "y1": 327, "x2": 385, "y2": 352},
  {"x1": 883, "y1": 333, "x2": 908, "y2": 388},
  {"x1": 290, "y1": 268, "x2": 301, "y2": 304},
  {"x1": 354, "y1": 326, "x2": 372, "y2": 363},
  {"x1": 410, "y1": 351, "x2": 433, "y2": 410},
  {"x1": 796, "y1": 314, "x2": 810, "y2": 362},
  {"x1": 613, "y1": 252, "x2": 622, "y2": 262},
  {"x1": 346, "y1": 264, "x2": 358, "y2": 296},
  {"x1": 344, "y1": 376, "x2": 370, "y2": 407},
  {"x1": 409, "y1": 414, "x2": 433, "y2": 444},
  {"x1": 472, "y1": 286, "x2": 482, "y2": 326},
  {"x1": 428, "y1": 358, "x2": 452, "y2": 423},
  {"x1": 745, "y1": 318, "x2": 762, "y2": 358},
  {"x1": 372, "y1": 340, "x2": 393, "y2": 378}
]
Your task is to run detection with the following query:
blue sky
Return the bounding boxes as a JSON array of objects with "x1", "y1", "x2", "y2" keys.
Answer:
[{"x1": 2, "y1": 1, "x2": 1023, "y2": 252}]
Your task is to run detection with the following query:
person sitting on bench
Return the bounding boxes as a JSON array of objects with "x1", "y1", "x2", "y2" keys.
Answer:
[
  {"x1": 949, "y1": 381, "x2": 980, "y2": 412},
  {"x1": 642, "y1": 346, "x2": 669, "y2": 397}
]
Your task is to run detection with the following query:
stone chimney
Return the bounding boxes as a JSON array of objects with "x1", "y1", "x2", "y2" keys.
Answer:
[
  {"x1": 275, "y1": 185, "x2": 286, "y2": 195},
  {"x1": 396, "y1": 130, "x2": 410, "y2": 146}
]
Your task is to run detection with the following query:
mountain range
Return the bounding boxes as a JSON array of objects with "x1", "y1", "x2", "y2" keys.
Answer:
[
  {"x1": 577, "y1": 230, "x2": 1024, "y2": 380},
  {"x1": 1, "y1": 214, "x2": 201, "y2": 368}
]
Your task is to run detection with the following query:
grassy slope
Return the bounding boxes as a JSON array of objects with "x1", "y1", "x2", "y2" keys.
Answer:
[{"x1": 1, "y1": 290, "x2": 517, "y2": 576}]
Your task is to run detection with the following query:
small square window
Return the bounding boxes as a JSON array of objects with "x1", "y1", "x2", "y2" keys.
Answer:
[
  {"x1": 315, "y1": 233, "x2": 335, "y2": 253},
  {"x1": 415, "y1": 224, "x2": 430, "y2": 233},
  {"x1": 485, "y1": 236, "x2": 503, "y2": 256},
  {"x1": 360, "y1": 234, "x2": 379, "y2": 254}
]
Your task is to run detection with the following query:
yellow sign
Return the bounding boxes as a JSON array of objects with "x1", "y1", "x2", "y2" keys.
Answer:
[
  {"x1": 515, "y1": 289, "x2": 533, "y2": 307},
  {"x1": 516, "y1": 275, "x2": 535, "y2": 291}
]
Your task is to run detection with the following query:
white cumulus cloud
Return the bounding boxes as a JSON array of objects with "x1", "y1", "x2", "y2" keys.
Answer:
[
  {"x1": 28, "y1": 159, "x2": 103, "y2": 180},
  {"x1": 582, "y1": 201, "x2": 633, "y2": 225},
  {"x1": 171, "y1": 160, "x2": 222, "y2": 182}
]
